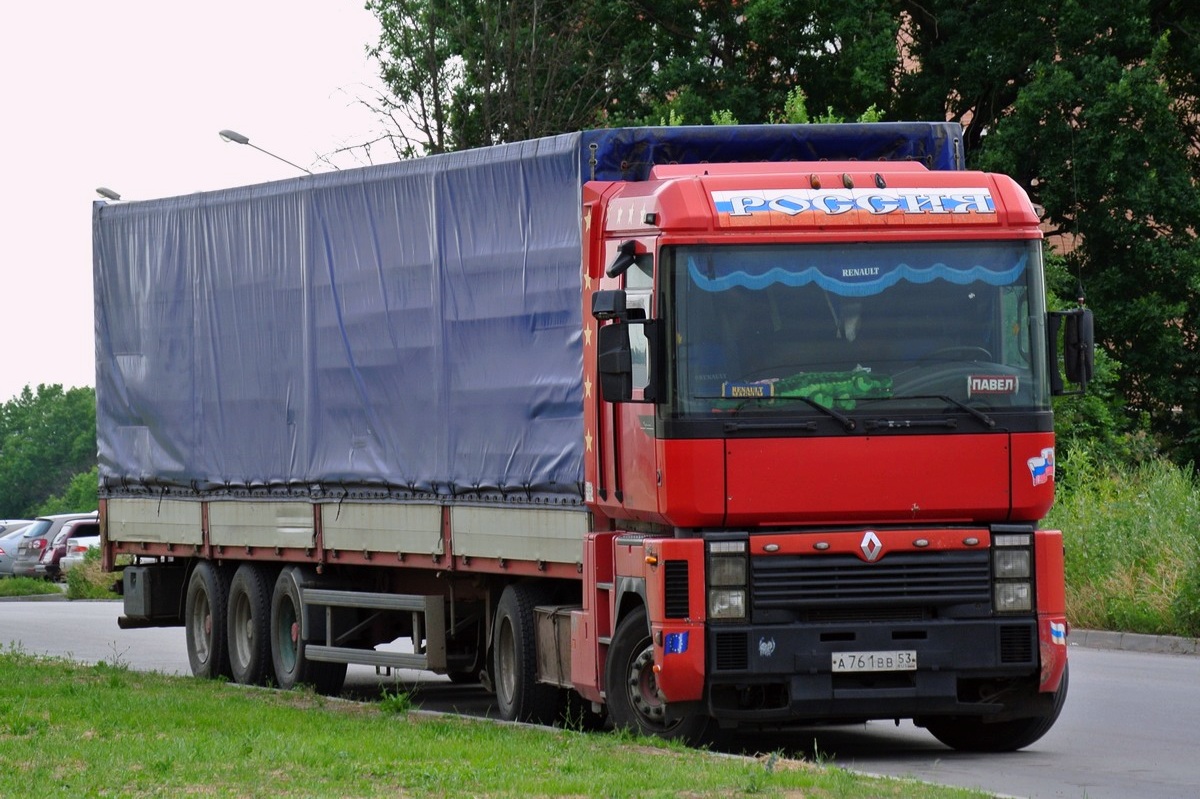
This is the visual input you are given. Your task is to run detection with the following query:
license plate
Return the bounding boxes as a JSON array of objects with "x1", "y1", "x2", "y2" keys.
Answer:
[{"x1": 831, "y1": 650, "x2": 917, "y2": 672}]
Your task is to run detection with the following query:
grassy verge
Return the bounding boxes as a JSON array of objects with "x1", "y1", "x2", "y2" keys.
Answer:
[
  {"x1": 1047, "y1": 454, "x2": 1200, "y2": 637},
  {"x1": 0, "y1": 650, "x2": 985, "y2": 799},
  {"x1": 0, "y1": 576, "x2": 62, "y2": 598}
]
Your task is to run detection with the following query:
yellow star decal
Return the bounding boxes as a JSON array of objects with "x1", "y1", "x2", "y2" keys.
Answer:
[
  {"x1": 585, "y1": 429, "x2": 593, "y2": 452},
  {"x1": 584, "y1": 326, "x2": 593, "y2": 347},
  {"x1": 585, "y1": 273, "x2": 592, "y2": 291},
  {"x1": 585, "y1": 378, "x2": 593, "y2": 399}
]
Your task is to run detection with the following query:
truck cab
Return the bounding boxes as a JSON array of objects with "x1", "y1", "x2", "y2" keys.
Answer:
[{"x1": 578, "y1": 160, "x2": 1084, "y2": 751}]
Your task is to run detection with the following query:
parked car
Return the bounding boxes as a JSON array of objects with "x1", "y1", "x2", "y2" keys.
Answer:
[
  {"x1": 0, "y1": 521, "x2": 35, "y2": 577},
  {"x1": 40, "y1": 519, "x2": 100, "y2": 580},
  {"x1": 59, "y1": 527, "x2": 102, "y2": 575},
  {"x1": 11, "y1": 512, "x2": 98, "y2": 579},
  {"x1": 0, "y1": 519, "x2": 33, "y2": 537}
]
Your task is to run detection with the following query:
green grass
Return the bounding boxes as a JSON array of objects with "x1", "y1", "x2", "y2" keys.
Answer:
[
  {"x1": 0, "y1": 649, "x2": 986, "y2": 799},
  {"x1": 0, "y1": 576, "x2": 62, "y2": 598},
  {"x1": 1047, "y1": 454, "x2": 1200, "y2": 636}
]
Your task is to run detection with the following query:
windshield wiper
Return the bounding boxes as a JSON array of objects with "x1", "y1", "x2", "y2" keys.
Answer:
[
  {"x1": 864, "y1": 394, "x2": 996, "y2": 429},
  {"x1": 734, "y1": 395, "x2": 856, "y2": 431}
]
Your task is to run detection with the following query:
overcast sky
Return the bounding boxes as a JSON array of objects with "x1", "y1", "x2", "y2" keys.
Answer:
[{"x1": 0, "y1": 2, "x2": 390, "y2": 403}]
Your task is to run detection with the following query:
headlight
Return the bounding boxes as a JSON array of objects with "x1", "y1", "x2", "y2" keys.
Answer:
[
  {"x1": 707, "y1": 539, "x2": 748, "y2": 621},
  {"x1": 994, "y1": 550, "x2": 1031, "y2": 579},
  {"x1": 995, "y1": 582, "x2": 1032, "y2": 612},
  {"x1": 708, "y1": 555, "x2": 746, "y2": 586},
  {"x1": 708, "y1": 589, "x2": 746, "y2": 620},
  {"x1": 992, "y1": 528, "x2": 1035, "y2": 614}
]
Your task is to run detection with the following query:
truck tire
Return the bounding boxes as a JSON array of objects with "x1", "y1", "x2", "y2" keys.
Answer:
[
  {"x1": 492, "y1": 583, "x2": 559, "y2": 725},
  {"x1": 227, "y1": 564, "x2": 273, "y2": 686},
  {"x1": 185, "y1": 561, "x2": 233, "y2": 680},
  {"x1": 605, "y1": 606, "x2": 709, "y2": 743},
  {"x1": 923, "y1": 663, "x2": 1070, "y2": 752},
  {"x1": 270, "y1": 566, "x2": 347, "y2": 695}
]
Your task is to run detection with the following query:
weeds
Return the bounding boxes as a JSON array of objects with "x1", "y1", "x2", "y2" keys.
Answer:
[
  {"x1": 65, "y1": 548, "x2": 119, "y2": 600},
  {"x1": 379, "y1": 688, "x2": 413, "y2": 715},
  {"x1": 1048, "y1": 455, "x2": 1200, "y2": 637}
]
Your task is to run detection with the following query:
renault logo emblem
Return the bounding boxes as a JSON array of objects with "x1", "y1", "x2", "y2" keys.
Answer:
[{"x1": 860, "y1": 530, "x2": 883, "y2": 562}]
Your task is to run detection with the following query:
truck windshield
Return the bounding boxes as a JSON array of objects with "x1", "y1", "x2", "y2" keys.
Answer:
[{"x1": 665, "y1": 240, "x2": 1050, "y2": 419}]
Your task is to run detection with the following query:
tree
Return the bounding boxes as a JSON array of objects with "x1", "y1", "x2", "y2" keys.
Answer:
[
  {"x1": 34, "y1": 466, "x2": 99, "y2": 517},
  {"x1": 364, "y1": 0, "x2": 1200, "y2": 465},
  {"x1": 953, "y1": 2, "x2": 1200, "y2": 466},
  {"x1": 0, "y1": 385, "x2": 97, "y2": 518},
  {"x1": 365, "y1": 0, "x2": 901, "y2": 152}
]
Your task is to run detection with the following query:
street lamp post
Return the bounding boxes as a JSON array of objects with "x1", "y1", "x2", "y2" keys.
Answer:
[{"x1": 218, "y1": 129, "x2": 313, "y2": 176}]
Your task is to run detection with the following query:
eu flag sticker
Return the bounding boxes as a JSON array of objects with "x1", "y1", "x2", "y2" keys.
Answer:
[{"x1": 664, "y1": 632, "x2": 689, "y2": 655}]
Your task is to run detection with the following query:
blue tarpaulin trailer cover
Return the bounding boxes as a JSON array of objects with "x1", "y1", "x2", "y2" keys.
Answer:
[{"x1": 93, "y1": 124, "x2": 963, "y2": 505}]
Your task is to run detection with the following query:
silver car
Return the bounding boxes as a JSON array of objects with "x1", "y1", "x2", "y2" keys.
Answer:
[
  {"x1": 11, "y1": 512, "x2": 98, "y2": 579},
  {"x1": 0, "y1": 521, "x2": 35, "y2": 577}
]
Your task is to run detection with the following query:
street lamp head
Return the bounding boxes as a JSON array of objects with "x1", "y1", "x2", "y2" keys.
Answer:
[
  {"x1": 217, "y1": 128, "x2": 312, "y2": 176},
  {"x1": 219, "y1": 129, "x2": 251, "y2": 145},
  {"x1": 96, "y1": 187, "x2": 122, "y2": 201}
]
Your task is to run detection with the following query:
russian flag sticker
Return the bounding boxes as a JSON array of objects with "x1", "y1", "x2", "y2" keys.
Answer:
[{"x1": 1050, "y1": 621, "x2": 1067, "y2": 644}]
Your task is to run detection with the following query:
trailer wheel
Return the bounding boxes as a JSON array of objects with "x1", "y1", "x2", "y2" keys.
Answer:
[
  {"x1": 227, "y1": 564, "x2": 273, "y2": 685},
  {"x1": 270, "y1": 566, "x2": 347, "y2": 695},
  {"x1": 923, "y1": 663, "x2": 1070, "y2": 752},
  {"x1": 185, "y1": 561, "x2": 233, "y2": 680},
  {"x1": 492, "y1": 583, "x2": 559, "y2": 725},
  {"x1": 605, "y1": 606, "x2": 709, "y2": 743}
]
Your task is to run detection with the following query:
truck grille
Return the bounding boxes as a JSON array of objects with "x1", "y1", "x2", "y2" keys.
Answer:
[{"x1": 752, "y1": 550, "x2": 991, "y2": 612}]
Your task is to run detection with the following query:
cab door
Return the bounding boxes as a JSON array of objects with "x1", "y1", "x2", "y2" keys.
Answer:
[{"x1": 587, "y1": 237, "x2": 661, "y2": 524}]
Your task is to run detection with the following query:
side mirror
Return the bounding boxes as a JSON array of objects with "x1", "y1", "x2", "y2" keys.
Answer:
[
  {"x1": 597, "y1": 323, "x2": 633, "y2": 402},
  {"x1": 1048, "y1": 308, "x2": 1095, "y2": 395}
]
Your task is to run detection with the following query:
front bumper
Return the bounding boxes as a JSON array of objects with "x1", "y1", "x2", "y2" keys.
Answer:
[{"x1": 706, "y1": 617, "x2": 1040, "y2": 722}]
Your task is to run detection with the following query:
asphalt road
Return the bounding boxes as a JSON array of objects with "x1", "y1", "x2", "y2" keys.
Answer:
[{"x1": 2, "y1": 598, "x2": 1198, "y2": 798}]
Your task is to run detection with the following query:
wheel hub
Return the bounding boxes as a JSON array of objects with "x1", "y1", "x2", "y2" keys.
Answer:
[{"x1": 627, "y1": 647, "x2": 666, "y2": 721}]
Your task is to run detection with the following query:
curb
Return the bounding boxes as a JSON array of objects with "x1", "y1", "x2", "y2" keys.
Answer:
[
  {"x1": 1070, "y1": 628, "x2": 1198, "y2": 657},
  {"x1": 0, "y1": 592, "x2": 68, "y2": 602}
]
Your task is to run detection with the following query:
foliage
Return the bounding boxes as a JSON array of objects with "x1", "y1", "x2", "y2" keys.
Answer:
[
  {"x1": 34, "y1": 465, "x2": 99, "y2": 517},
  {"x1": 962, "y1": 4, "x2": 1200, "y2": 467},
  {"x1": 1047, "y1": 456, "x2": 1200, "y2": 636},
  {"x1": 366, "y1": 0, "x2": 903, "y2": 152},
  {"x1": 0, "y1": 650, "x2": 984, "y2": 798},
  {"x1": 0, "y1": 385, "x2": 96, "y2": 518},
  {"x1": 65, "y1": 547, "x2": 119, "y2": 600}
]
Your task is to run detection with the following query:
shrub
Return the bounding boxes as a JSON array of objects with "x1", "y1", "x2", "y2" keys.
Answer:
[
  {"x1": 1048, "y1": 457, "x2": 1200, "y2": 636},
  {"x1": 65, "y1": 548, "x2": 119, "y2": 600}
]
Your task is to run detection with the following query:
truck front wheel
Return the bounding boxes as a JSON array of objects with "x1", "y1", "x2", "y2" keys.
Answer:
[
  {"x1": 185, "y1": 561, "x2": 233, "y2": 680},
  {"x1": 922, "y1": 663, "x2": 1070, "y2": 752},
  {"x1": 605, "y1": 607, "x2": 709, "y2": 744},
  {"x1": 228, "y1": 564, "x2": 273, "y2": 685},
  {"x1": 269, "y1": 566, "x2": 347, "y2": 695}
]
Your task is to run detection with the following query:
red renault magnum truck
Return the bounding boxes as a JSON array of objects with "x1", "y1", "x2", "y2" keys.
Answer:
[{"x1": 95, "y1": 123, "x2": 1090, "y2": 751}]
